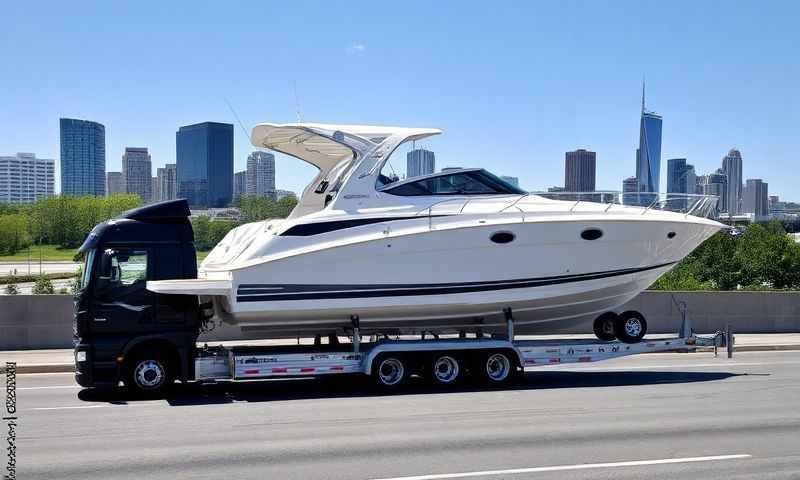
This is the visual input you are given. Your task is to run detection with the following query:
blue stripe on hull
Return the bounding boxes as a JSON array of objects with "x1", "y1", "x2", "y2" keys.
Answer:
[{"x1": 235, "y1": 262, "x2": 675, "y2": 302}]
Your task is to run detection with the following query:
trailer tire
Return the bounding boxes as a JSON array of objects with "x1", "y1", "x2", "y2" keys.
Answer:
[
  {"x1": 614, "y1": 311, "x2": 648, "y2": 344},
  {"x1": 429, "y1": 354, "x2": 463, "y2": 386},
  {"x1": 477, "y1": 350, "x2": 515, "y2": 385},
  {"x1": 124, "y1": 351, "x2": 174, "y2": 397},
  {"x1": 593, "y1": 312, "x2": 619, "y2": 341},
  {"x1": 372, "y1": 354, "x2": 409, "y2": 389}
]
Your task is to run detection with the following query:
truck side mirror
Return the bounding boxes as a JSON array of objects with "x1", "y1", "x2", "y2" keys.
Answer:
[{"x1": 95, "y1": 249, "x2": 115, "y2": 293}]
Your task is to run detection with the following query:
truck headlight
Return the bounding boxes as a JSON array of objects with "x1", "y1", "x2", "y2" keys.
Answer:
[{"x1": 75, "y1": 351, "x2": 87, "y2": 363}]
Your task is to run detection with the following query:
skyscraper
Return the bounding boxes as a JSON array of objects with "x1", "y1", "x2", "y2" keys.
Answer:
[
  {"x1": 176, "y1": 122, "x2": 234, "y2": 208},
  {"x1": 233, "y1": 170, "x2": 246, "y2": 200},
  {"x1": 622, "y1": 176, "x2": 639, "y2": 205},
  {"x1": 698, "y1": 171, "x2": 728, "y2": 213},
  {"x1": 151, "y1": 177, "x2": 160, "y2": 204},
  {"x1": 565, "y1": 149, "x2": 596, "y2": 192},
  {"x1": 156, "y1": 163, "x2": 177, "y2": 201},
  {"x1": 743, "y1": 178, "x2": 769, "y2": 218},
  {"x1": 106, "y1": 171, "x2": 124, "y2": 196},
  {"x1": 407, "y1": 149, "x2": 435, "y2": 178},
  {"x1": 122, "y1": 147, "x2": 152, "y2": 203},
  {"x1": 60, "y1": 118, "x2": 105, "y2": 196},
  {"x1": 666, "y1": 158, "x2": 699, "y2": 209},
  {"x1": 635, "y1": 83, "x2": 662, "y2": 198},
  {"x1": 246, "y1": 151, "x2": 276, "y2": 198},
  {"x1": 666, "y1": 158, "x2": 689, "y2": 193},
  {"x1": 722, "y1": 149, "x2": 743, "y2": 215},
  {"x1": 0, "y1": 153, "x2": 55, "y2": 203}
]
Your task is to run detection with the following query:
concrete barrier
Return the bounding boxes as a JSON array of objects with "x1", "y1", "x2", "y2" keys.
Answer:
[{"x1": 1, "y1": 291, "x2": 799, "y2": 350}]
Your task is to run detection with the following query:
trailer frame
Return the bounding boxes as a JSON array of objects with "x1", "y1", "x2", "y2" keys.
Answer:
[{"x1": 193, "y1": 310, "x2": 729, "y2": 384}]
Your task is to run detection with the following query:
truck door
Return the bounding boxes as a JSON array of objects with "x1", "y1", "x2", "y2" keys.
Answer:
[{"x1": 92, "y1": 248, "x2": 154, "y2": 331}]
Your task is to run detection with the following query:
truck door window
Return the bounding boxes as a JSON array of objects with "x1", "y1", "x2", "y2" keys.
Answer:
[{"x1": 109, "y1": 250, "x2": 148, "y2": 286}]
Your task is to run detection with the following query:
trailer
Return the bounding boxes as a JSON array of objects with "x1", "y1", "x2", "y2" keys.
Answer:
[{"x1": 187, "y1": 310, "x2": 728, "y2": 390}]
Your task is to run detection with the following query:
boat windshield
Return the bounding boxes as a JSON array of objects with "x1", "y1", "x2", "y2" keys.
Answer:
[{"x1": 381, "y1": 169, "x2": 526, "y2": 196}]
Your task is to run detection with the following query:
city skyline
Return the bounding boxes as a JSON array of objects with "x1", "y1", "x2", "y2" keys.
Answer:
[{"x1": 2, "y1": 3, "x2": 795, "y2": 200}]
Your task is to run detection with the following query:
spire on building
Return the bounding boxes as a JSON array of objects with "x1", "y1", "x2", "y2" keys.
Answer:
[{"x1": 641, "y1": 77, "x2": 646, "y2": 114}]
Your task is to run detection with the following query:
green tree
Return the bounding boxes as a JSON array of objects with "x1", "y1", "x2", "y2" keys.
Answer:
[
  {"x1": 237, "y1": 194, "x2": 297, "y2": 223},
  {"x1": 208, "y1": 220, "x2": 236, "y2": 246},
  {"x1": 0, "y1": 214, "x2": 32, "y2": 255},
  {"x1": 32, "y1": 275, "x2": 55, "y2": 294},
  {"x1": 191, "y1": 216, "x2": 212, "y2": 250}
]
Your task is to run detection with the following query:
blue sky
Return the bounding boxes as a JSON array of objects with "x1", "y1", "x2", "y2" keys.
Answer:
[{"x1": 1, "y1": 1, "x2": 797, "y2": 198}]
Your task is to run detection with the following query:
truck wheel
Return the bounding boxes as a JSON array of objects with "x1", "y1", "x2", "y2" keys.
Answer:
[
  {"x1": 125, "y1": 352, "x2": 174, "y2": 397},
  {"x1": 479, "y1": 351, "x2": 515, "y2": 385},
  {"x1": 430, "y1": 354, "x2": 462, "y2": 386},
  {"x1": 593, "y1": 312, "x2": 618, "y2": 341},
  {"x1": 614, "y1": 311, "x2": 648, "y2": 344},
  {"x1": 372, "y1": 354, "x2": 409, "y2": 389}
]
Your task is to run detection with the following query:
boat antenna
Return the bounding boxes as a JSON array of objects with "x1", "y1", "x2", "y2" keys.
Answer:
[
  {"x1": 293, "y1": 80, "x2": 304, "y2": 122},
  {"x1": 225, "y1": 97, "x2": 252, "y2": 142}
]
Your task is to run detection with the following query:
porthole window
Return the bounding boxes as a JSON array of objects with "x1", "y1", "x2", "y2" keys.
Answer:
[
  {"x1": 667, "y1": 231, "x2": 677, "y2": 239},
  {"x1": 581, "y1": 228, "x2": 603, "y2": 241},
  {"x1": 490, "y1": 231, "x2": 515, "y2": 244}
]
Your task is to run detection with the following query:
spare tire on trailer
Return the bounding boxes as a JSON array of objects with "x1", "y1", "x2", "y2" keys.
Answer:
[
  {"x1": 593, "y1": 312, "x2": 619, "y2": 341},
  {"x1": 614, "y1": 310, "x2": 648, "y2": 344}
]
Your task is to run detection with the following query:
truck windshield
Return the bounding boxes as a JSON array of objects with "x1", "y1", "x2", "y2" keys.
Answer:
[{"x1": 79, "y1": 249, "x2": 96, "y2": 291}]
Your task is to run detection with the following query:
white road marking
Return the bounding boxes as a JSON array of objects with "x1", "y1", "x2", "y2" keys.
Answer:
[
  {"x1": 370, "y1": 454, "x2": 752, "y2": 480},
  {"x1": 530, "y1": 360, "x2": 800, "y2": 371},
  {"x1": 18, "y1": 385, "x2": 81, "y2": 390},
  {"x1": 32, "y1": 405, "x2": 107, "y2": 411},
  {"x1": 16, "y1": 372, "x2": 75, "y2": 376}
]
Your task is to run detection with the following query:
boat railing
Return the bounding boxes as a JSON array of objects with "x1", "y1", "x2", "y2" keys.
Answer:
[{"x1": 414, "y1": 191, "x2": 719, "y2": 229}]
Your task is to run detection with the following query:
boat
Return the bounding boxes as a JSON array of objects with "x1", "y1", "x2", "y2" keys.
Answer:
[{"x1": 147, "y1": 122, "x2": 724, "y2": 338}]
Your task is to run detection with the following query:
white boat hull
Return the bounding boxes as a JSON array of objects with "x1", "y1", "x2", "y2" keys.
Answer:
[{"x1": 190, "y1": 215, "x2": 720, "y2": 337}]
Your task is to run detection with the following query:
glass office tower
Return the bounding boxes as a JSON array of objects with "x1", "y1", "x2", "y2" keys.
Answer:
[
  {"x1": 60, "y1": 118, "x2": 106, "y2": 196},
  {"x1": 634, "y1": 84, "x2": 662, "y2": 204},
  {"x1": 176, "y1": 122, "x2": 233, "y2": 208}
]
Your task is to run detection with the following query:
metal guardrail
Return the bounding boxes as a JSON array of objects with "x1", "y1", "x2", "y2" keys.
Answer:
[{"x1": 414, "y1": 191, "x2": 720, "y2": 229}]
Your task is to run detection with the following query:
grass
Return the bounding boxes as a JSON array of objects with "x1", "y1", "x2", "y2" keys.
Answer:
[
  {"x1": 0, "y1": 244, "x2": 211, "y2": 263},
  {"x1": 0, "y1": 245, "x2": 79, "y2": 262}
]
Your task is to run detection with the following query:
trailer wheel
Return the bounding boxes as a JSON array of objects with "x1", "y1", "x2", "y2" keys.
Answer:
[
  {"x1": 614, "y1": 311, "x2": 648, "y2": 343},
  {"x1": 430, "y1": 354, "x2": 462, "y2": 386},
  {"x1": 124, "y1": 351, "x2": 174, "y2": 397},
  {"x1": 479, "y1": 351, "x2": 515, "y2": 385},
  {"x1": 372, "y1": 354, "x2": 409, "y2": 389},
  {"x1": 593, "y1": 312, "x2": 619, "y2": 341}
]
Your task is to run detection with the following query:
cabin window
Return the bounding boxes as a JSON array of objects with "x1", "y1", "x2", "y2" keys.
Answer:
[{"x1": 382, "y1": 170, "x2": 525, "y2": 196}]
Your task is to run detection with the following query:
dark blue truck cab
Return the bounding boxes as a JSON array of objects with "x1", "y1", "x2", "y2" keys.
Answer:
[{"x1": 73, "y1": 200, "x2": 201, "y2": 392}]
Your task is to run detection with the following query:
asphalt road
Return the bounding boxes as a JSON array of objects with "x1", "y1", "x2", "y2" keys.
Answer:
[
  {"x1": 12, "y1": 351, "x2": 800, "y2": 479},
  {"x1": 0, "y1": 261, "x2": 80, "y2": 276}
]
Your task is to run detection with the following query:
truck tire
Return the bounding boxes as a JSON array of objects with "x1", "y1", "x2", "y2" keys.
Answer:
[
  {"x1": 372, "y1": 354, "x2": 409, "y2": 389},
  {"x1": 614, "y1": 311, "x2": 648, "y2": 344},
  {"x1": 593, "y1": 312, "x2": 619, "y2": 341},
  {"x1": 430, "y1": 354, "x2": 463, "y2": 386},
  {"x1": 124, "y1": 351, "x2": 174, "y2": 397},
  {"x1": 477, "y1": 351, "x2": 515, "y2": 385}
]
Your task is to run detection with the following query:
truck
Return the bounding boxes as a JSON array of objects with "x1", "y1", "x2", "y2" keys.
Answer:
[{"x1": 73, "y1": 200, "x2": 729, "y2": 396}]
